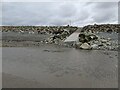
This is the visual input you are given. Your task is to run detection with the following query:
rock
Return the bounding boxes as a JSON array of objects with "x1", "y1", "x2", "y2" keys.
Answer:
[
  {"x1": 78, "y1": 33, "x2": 90, "y2": 43},
  {"x1": 2, "y1": 25, "x2": 119, "y2": 51},
  {"x1": 106, "y1": 42, "x2": 111, "y2": 45},
  {"x1": 74, "y1": 42, "x2": 82, "y2": 48},
  {"x1": 78, "y1": 32, "x2": 98, "y2": 43},
  {"x1": 107, "y1": 29, "x2": 113, "y2": 33},
  {"x1": 107, "y1": 38, "x2": 111, "y2": 41},
  {"x1": 101, "y1": 39, "x2": 108, "y2": 43},
  {"x1": 40, "y1": 41, "x2": 44, "y2": 43},
  {"x1": 76, "y1": 31, "x2": 116, "y2": 50},
  {"x1": 90, "y1": 34, "x2": 98, "y2": 40},
  {"x1": 81, "y1": 24, "x2": 119, "y2": 32},
  {"x1": 85, "y1": 35, "x2": 92, "y2": 42},
  {"x1": 78, "y1": 33, "x2": 86, "y2": 42},
  {"x1": 54, "y1": 38, "x2": 61, "y2": 44},
  {"x1": 80, "y1": 43, "x2": 92, "y2": 50},
  {"x1": 91, "y1": 44, "x2": 98, "y2": 49},
  {"x1": 79, "y1": 33, "x2": 86, "y2": 38},
  {"x1": 98, "y1": 43, "x2": 104, "y2": 47}
]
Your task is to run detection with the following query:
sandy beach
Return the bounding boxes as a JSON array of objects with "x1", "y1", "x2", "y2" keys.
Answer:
[
  {"x1": 1, "y1": 25, "x2": 119, "y2": 88},
  {"x1": 2, "y1": 46, "x2": 118, "y2": 88}
]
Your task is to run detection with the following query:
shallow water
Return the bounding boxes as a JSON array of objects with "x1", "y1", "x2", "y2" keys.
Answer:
[{"x1": 2, "y1": 45, "x2": 118, "y2": 88}]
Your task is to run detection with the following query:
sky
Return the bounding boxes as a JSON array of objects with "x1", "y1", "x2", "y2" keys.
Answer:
[{"x1": 1, "y1": 1, "x2": 118, "y2": 26}]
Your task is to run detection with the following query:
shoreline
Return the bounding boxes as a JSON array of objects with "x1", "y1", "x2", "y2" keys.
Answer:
[
  {"x1": 1, "y1": 24, "x2": 119, "y2": 51},
  {"x1": 1, "y1": 40, "x2": 119, "y2": 52}
]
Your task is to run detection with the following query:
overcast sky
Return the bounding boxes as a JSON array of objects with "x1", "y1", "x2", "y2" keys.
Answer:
[{"x1": 2, "y1": 2, "x2": 118, "y2": 26}]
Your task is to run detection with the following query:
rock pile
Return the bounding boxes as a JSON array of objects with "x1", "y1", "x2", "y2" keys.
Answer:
[
  {"x1": 75, "y1": 31, "x2": 118, "y2": 50},
  {"x1": 81, "y1": 24, "x2": 119, "y2": 33},
  {"x1": 2, "y1": 26, "x2": 78, "y2": 35},
  {"x1": 2, "y1": 25, "x2": 78, "y2": 43},
  {"x1": 1, "y1": 24, "x2": 119, "y2": 50},
  {"x1": 46, "y1": 29, "x2": 72, "y2": 44}
]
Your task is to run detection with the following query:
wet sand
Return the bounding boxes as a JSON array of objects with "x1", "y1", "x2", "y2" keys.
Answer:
[
  {"x1": 2, "y1": 46, "x2": 118, "y2": 88},
  {"x1": 3, "y1": 73, "x2": 52, "y2": 88},
  {"x1": 0, "y1": 73, "x2": 1, "y2": 89},
  {"x1": 1, "y1": 31, "x2": 118, "y2": 88}
]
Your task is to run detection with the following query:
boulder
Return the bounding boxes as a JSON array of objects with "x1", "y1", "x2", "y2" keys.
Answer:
[
  {"x1": 107, "y1": 29, "x2": 113, "y2": 33},
  {"x1": 74, "y1": 42, "x2": 82, "y2": 48},
  {"x1": 78, "y1": 33, "x2": 90, "y2": 43},
  {"x1": 80, "y1": 43, "x2": 92, "y2": 50},
  {"x1": 91, "y1": 44, "x2": 98, "y2": 49},
  {"x1": 101, "y1": 39, "x2": 108, "y2": 43}
]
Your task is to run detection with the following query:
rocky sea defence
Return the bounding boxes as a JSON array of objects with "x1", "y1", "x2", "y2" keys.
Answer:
[{"x1": 1, "y1": 24, "x2": 119, "y2": 51}]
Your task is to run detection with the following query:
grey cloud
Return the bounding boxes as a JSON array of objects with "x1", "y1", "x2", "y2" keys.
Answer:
[
  {"x1": 58, "y1": 4, "x2": 77, "y2": 17},
  {"x1": 2, "y1": 2, "x2": 118, "y2": 26},
  {"x1": 94, "y1": 2, "x2": 117, "y2": 9},
  {"x1": 89, "y1": 2, "x2": 118, "y2": 24},
  {"x1": 92, "y1": 12, "x2": 115, "y2": 23},
  {"x1": 118, "y1": 1, "x2": 120, "y2": 23},
  {"x1": 49, "y1": 19, "x2": 68, "y2": 26},
  {"x1": 2, "y1": 2, "x2": 55, "y2": 25}
]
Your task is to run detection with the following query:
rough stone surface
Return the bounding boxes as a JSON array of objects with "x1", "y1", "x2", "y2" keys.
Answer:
[
  {"x1": 80, "y1": 43, "x2": 92, "y2": 50},
  {"x1": 1, "y1": 24, "x2": 119, "y2": 51}
]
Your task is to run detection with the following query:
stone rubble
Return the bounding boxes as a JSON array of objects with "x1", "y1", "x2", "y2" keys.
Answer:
[
  {"x1": 2, "y1": 25, "x2": 77, "y2": 35},
  {"x1": 81, "y1": 24, "x2": 119, "y2": 33},
  {"x1": 66, "y1": 24, "x2": 119, "y2": 50},
  {"x1": 1, "y1": 24, "x2": 119, "y2": 50},
  {"x1": 45, "y1": 24, "x2": 119, "y2": 51},
  {"x1": 75, "y1": 30, "x2": 119, "y2": 50}
]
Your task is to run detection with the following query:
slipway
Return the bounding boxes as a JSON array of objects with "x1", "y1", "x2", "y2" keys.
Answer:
[{"x1": 64, "y1": 32, "x2": 80, "y2": 43}]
